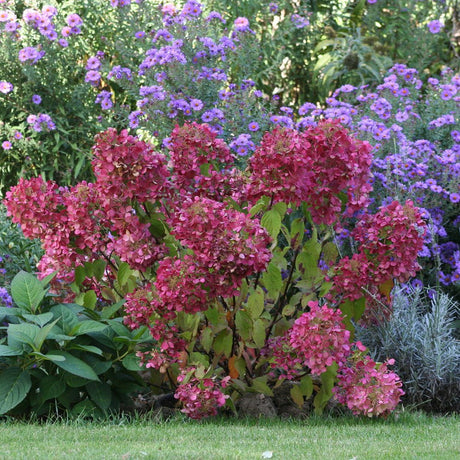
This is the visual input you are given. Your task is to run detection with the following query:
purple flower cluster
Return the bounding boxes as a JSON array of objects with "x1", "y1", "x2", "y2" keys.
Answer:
[
  {"x1": 26, "y1": 113, "x2": 56, "y2": 132},
  {"x1": 0, "y1": 287, "x2": 12, "y2": 307},
  {"x1": 285, "y1": 63, "x2": 459, "y2": 288}
]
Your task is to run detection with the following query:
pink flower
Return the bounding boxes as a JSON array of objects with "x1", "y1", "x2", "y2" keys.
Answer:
[{"x1": 334, "y1": 349, "x2": 404, "y2": 417}]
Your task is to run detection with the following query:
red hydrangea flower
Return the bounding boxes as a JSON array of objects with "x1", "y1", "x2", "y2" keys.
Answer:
[
  {"x1": 334, "y1": 345, "x2": 404, "y2": 417},
  {"x1": 247, "y1": 120, "x2": 373, "y2": 225},
  {"x1": 268, "y1": 301, "x2": 351, "y2": 378},
  {"x1": 174, "y1": 368, "x2": 230, "y2": 419}
]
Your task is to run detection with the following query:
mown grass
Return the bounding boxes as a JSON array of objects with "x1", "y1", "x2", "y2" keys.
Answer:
[{"x1": 0, "y1": 411, "x2": 458, "y2": 459}]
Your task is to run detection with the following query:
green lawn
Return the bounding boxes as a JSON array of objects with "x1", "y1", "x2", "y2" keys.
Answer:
[{"x1": 0, "y1": 412, "x2": 458, "y2": 459}]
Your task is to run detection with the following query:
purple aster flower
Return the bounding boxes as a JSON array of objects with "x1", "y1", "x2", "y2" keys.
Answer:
[
  {"x1": 13, "y1": 131, "x2": 22, "y2": 140},
  {"x1": 32, "y1": 94, "x2": 41, "y2": 104},
  {"x1": 135, "y1": 31, "x2": 145, "y2": 39},
  {"x1": 450, "y1": 193, "x2": 460, "y2": 203},
  {"x1": 190, "y1": 99, "x2": 203, "y2": 111},
  {"x1": 85, "y1": 70, "x2": 101, "y2": 85},
  {"x1": 58, "y1": 38, "x2": 68, "y2": 47},
  {"x1": 269, "y1": 3, "x2": 279, "y2": 13},
  {"x1": 428, "y1": 20, "x2": 444, "y2": 34},
  {"x1": 86, "y1": 56, "x2": 101, "y2": 70},
  {"x1": 201, "y1": 111, "x2": 214, "y2": 122},
  {"x1": 248, "y1": 121, "x2": 259, "y2": 131},
  {"x1": 2, "y1": 140, "x2": 12, "y2": 150},
  {"x1": 291, "y1": 14, "x2": 309, "y2": 28},
  {"x1": 66, "y1": 13, "x2": 82, "y2": 28},
  {"x1": 0, "y1": 81, "x2": 13, "y2": 94},
  {"x1": 234, "y1": 17, "x2": 250, "y2": 32}
]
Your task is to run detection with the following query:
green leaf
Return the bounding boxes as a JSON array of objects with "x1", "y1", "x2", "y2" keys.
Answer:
[
  {"x1": 39, "y1": 376, "x2": 66, "y2": 402},
  {"x1": 235, "y1": 310, "x2": 253, "y2": 341},
  {"x1": 314, "y1": 363, "x2": 337, "y2": 414},
  {"x1": 100, "y1": 300, "x2": 125, "y2": 320},
  {"x1": 200, "y1": 327, "x2": 214, "y2": 353},
  {"x1": 122, "y1": 353, "x2": 142, "y2": 371},
  {"x1": 70, "y1": 400, "x2": 100, "y2": 418},
  {"x1": 213, "y1": 329, "x2": 233, "y2": 358},
  {"x1": 34, "y1": 318, "x2": 61, "y2": 352},
  {"x1": 290, "y1": 384, "x2": 304, "y2": 408},
  {"x1": 0, "y1": 344, "x2": 22, "y2": 356},
  {"x1": 92, "y1": 260, "x2": 107, "y2": 281},
  {"x1": 22, "y1": 312, "x2": 54, "y2": 328},
  {"x1": 40, "y1": 272, "x2": 57, "y2": 287},
  {"x1": 71, "y1": 320, "x2": 108, "y2": 336},
  {"x1": 246, "y1": 287, "x2": 265, "y2": 319},
  {"x1": 251, "y1": 376, "x2": 273, "y2": 396},
  {"x1": 189, "y1": 352, "x2": 210, "y2": 368},
  {"x1": 262, "y1": 262, "x2": 283, "y2": 299},
  {"x1": 86, "y1": 381, "x2": 112, "y2": 410},
  {"x1": 67, "y1": 344, "x2": 103, "y2": 356},
  {"x1": 83, "y1": 290, "x2": 97, "y2": 310},
  {"x1": 253, "y1": 319, "x2": 266, "y2": 349},
  {"x1": 261, "y1": 209, "x2": 282, "y2": 240},
  {"x1": 0, "y1": 368, "x2": 32, "y2": 415},
  {"x1": 0, "y1": 307, "x2": 20, "y2": 317},
  {"x1": 50, "y1": 304, "x2": 80, "y2": 335},
  {"x1": 299, "y1": 375, "x2": 313, "y2": 398},
  {"x1": 8, "y1": 323, "x2": 40, "y2": 350},
  {"x1": 249, "y1": 196, "x2": 270, "y2": 216},
  {"x1": 74, "y1": 265, "x2": 87, "y2": 287},
  {"x1": 51, "y1": 351, "x2": 100, "y2": 381},
  {"x1": 271, "y1": 202, "x2": 287, "y2": 218},
  {"x1": 10, "y1": 271, "x2": 46, "y2": 312},
  {"x1": 117, "y1": 262, "x2": 133, "y2": 287}
]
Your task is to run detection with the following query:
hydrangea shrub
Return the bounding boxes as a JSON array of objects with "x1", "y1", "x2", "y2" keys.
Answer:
[{"x1": 3, "y1": 121, "x2": 426, "y2": 418}]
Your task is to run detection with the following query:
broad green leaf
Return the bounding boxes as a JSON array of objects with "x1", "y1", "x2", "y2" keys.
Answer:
[
  {"x1": 122, "y1": 353, "x2": 142, "y2": 371},
  {"x1": 86, "y1": 381, "x2": 112, "y2": 410},
  {"x1": 235, "y1": 310, "x2": 253, "y2": 341},
  {"x1": 246, "y1": 287, "x2": 265, "y2": 319},
  {"x1": 39, "y1": 271, "x2": 57, "y2": 287},
  {"x1": 74, "y1": 265, "x2": 87, "y2": 286},
  {"x1": 251, "y1": 376, "x2": 273, "y2": 396},
  {"x1": 322, "y1": 241, "x2": 339, "y2": 266},
  {"x1": 71, "y1": 320, "x2": 108, "y2": 336},
  {"x1": 70, "y1": 400, "x2": 100, "y2": 418},
  {"x1": 34, "y1": 318, "x2": 61, "y2": 352},
  {"x1": 0, "y1": 367, "x2": 32, "y2": 415},
  {"x1": 84, "y1": 355, "x2": 113, "y2": 375},
  {"x1": 117, "y1": 262, "x2": 133, "y2": 287},
  {"x1": 39, "y1": 376, "x2": 66, "y2": 402},
  {"x1": 22, "y1": 312, "x2": 54, "y2": 328},
  {"x1": 261, "y1": 209, "x2": 281, "y2": 240},
  {"x1": 290, "y1": 384, "x2": 304, "y2": 408},
  {"x1": 83, "y1": 290, "x2": 97, "y2": 310},
  {"x1": 100, "y1": 300, "x2": 125, "y2": 320},
  {"x1": 213, "y1": 328, "x2": 233, "y2": 358},
  {"x1": 189, "y1": 352, "x2": 210, "y2": 368},
  {"x1": 249, "y1": 196, "x2": 270, "y2": 216},
  {"x1": 8, "y1": 323, "x2": 40, "y2": 350},
  {"x1": 262, "y1": 262, "x2": 283, "y2": 299},
  {"x1": 0, "y1": 344, "x2": 22, "y2": 356},
  {"x1": 67, "y1": 344, "x2": 103, "y2": 356},
  {"x1": 253, "y1": 319, "x2": 266, "y2": 349},
  {"x1": 290, "y1": 218, "x2": 305, "y2": 248},
  {"x1": 200, "y1": 327, "x2": 214, "y2": 353},
  {"x1": 271, "y1": 202, "x2": 287, "y2": 218},
  {"x1": 51, "y1": 351, "x2": 100, "y2": 381},
  {"x1": 299, "y1": 375, "x2": 313, "y2": 398},
  {"x1": 0, "y1": 307, "x2": 20, "y2": 317},
  {"x1": 314, "y1": 363, "x2": 337, "y2": 414},
  {"x1": 92, "y1": 260, "x2": 107, "y2": 281},
  {"x1": 50, "y1": 304, "x2": 80, "y2": 335},
  {"x1": 10, "y1": 271, "x2": 46, "y2": 312}
]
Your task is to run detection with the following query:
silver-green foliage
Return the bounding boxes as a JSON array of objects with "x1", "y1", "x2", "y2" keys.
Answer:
[{"x1": 356, "y1": 285, "x2": 459, "y2": 412}]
